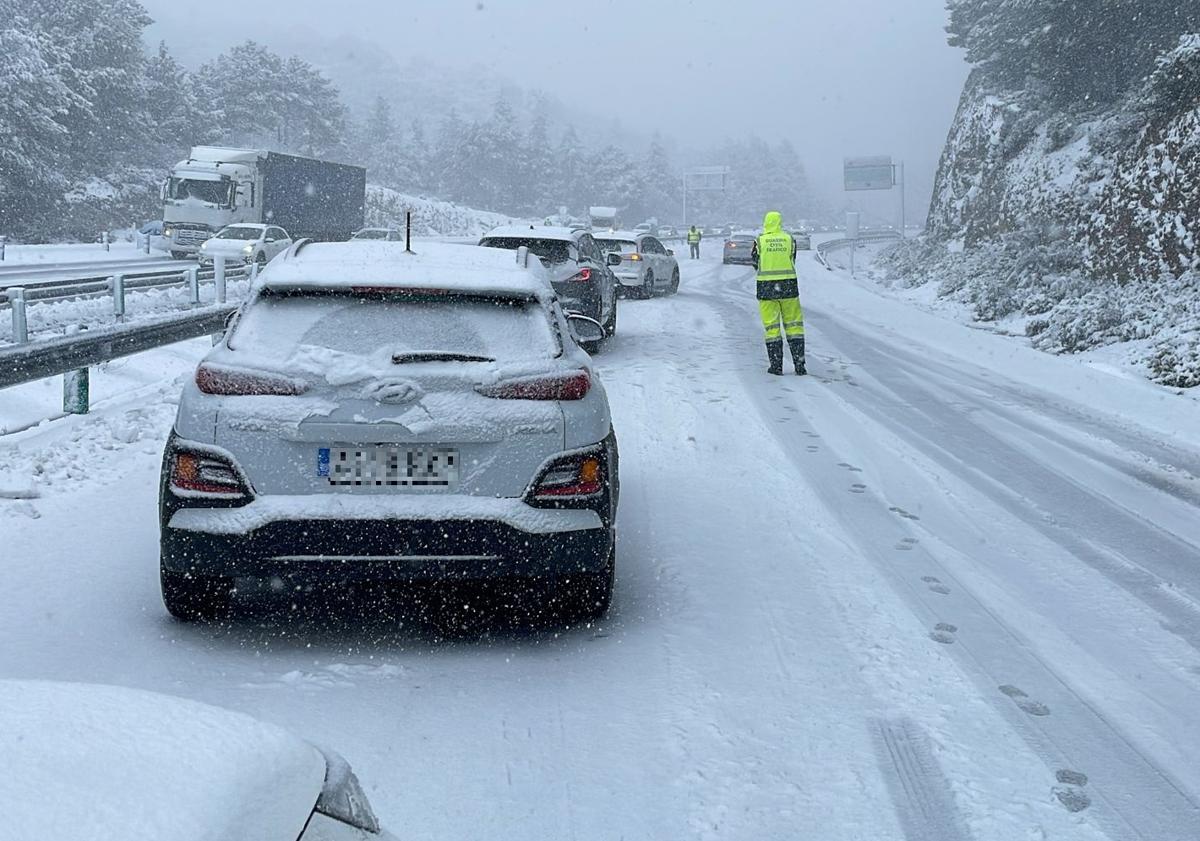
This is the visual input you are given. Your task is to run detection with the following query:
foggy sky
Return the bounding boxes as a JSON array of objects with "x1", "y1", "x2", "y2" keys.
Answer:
[{"x1": 144, "y1": 0, "x2": 968, "y2": 221}]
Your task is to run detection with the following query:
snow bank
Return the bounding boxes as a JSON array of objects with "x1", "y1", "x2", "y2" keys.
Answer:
[{"x1": 365, "y1": 185, "x2": 527, "y2": 237}]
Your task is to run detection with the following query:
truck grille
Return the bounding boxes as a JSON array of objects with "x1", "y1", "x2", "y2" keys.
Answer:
[{"x1": 175, "y1": 228, "x2": 209, "y2": 247}]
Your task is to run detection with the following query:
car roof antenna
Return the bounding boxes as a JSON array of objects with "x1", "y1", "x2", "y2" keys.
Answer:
[{"x1": 405, "y1": 210, "x2": 415, "y2": 254}]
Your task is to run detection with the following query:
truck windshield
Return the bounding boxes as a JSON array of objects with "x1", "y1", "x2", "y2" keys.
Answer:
[{"x1": 167, "y1": 178, "x2": 233, "y2": 208}]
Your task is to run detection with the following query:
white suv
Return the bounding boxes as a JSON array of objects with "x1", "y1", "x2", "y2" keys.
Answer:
[{"x1": 159, "y1": 240, "x2": 619, "y2": 622}]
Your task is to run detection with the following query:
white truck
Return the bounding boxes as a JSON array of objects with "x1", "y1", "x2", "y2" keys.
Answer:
[
  {"x1": 588, "y1": 206, "x2": 620, "y2": 232},
  {"x1": 158, "y1": 147, "x2": 366, "y2": 259}
]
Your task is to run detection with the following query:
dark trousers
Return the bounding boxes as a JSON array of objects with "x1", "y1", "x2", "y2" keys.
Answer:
[{"x1": 689, "y1": 243, "x2": 700, "y2": 259}]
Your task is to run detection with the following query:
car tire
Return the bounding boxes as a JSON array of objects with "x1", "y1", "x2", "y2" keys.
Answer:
[
  {"x1": 160, "y1": 563, "x2": 234, "y2": 621},
  {"x1": 639, "y1": 270, "x2": 655, "y2": 299},
  {"x1": 557, "y1": 538, "x2": 614, "y2": 622},
  {"x1": 669, "y1": 268, "x2": 680, "y2": 294}
]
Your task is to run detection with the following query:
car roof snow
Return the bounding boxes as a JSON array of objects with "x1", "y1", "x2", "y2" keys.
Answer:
[
  {"x1": 482, "y1": 225, "x2": 578, "y2": 242},
  {"x1": 259, "y1": 240, "x2": 554, "y2": 300}
]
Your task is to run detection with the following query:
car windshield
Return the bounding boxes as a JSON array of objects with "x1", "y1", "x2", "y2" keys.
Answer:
[
  {"x1": 8, "y1": 4, "x2": 1200, "y2": 840},
  {"x1": 214, "y1": 227, "x2": 261, "y2": 240},
  {"x1": 478, "y1": 237, "x2": 571, "y2": 265},
  {"x1": 229, "y1": 290, "x2": 558, "y2": 368},
  {"x1": 594, "y1": 239, "x2": 637, "y2": 254}
]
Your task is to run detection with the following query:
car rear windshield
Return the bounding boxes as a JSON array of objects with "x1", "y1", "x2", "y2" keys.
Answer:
[
  {"x1": 229, "y1": 289, "x2": 559, "y2": 366},
  {"x1": 594, "y1": 239, "x2": 637, "y2": 254},
  {"x1": 479, "y1": 237, "x2": 571, "y2": 265}
]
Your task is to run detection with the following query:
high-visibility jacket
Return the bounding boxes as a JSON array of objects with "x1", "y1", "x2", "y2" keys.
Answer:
[
  {"x1": 754, "y1": 211, "x2": 798, "y2": 300},
  {"x1": 687, "y1": 228, "x2": 702, "y2": 244}
]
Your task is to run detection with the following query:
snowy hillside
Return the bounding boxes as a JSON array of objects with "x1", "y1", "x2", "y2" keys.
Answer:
[{"x1": 886, "y1": 7, "x2": 1200, "y2": 388}]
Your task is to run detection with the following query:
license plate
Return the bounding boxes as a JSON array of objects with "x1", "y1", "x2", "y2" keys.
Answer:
[{"x1": 319, "y1": 446, "x2": 458, "y2": 487}]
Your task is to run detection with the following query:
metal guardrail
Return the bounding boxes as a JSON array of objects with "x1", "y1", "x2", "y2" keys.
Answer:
[
  {"x1": 814, "y1": 231, "x2": 904, "y2": 269},
  {"x1": 0, "y1": 304, "x2": 236, "y2": 390},
  {"x1": 0, "y1": 261, "x2": 246, "y2": 307}
]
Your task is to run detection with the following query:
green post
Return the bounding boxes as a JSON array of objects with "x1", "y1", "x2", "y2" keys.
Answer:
[{"x1": 63, "y1": 368, "x2": 90, "y2": 415}]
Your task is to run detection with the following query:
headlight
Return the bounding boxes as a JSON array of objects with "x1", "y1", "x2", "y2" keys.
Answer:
[
  {"x1": 163, "y1": 227, "x2": 174, "y2": 238},
  {"x1": 242, "y1": 244, "x2": 254, "y2": 254},
  {"x1": 315, "y1": 749, "x2": 380, "y2": 833}
]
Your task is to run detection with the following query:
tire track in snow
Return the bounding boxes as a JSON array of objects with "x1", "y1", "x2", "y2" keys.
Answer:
[
  {"x1": 693, "y1": 278, "x2": 1200, "y2": 840},
  {"x1": 872, "y1": 717, "x2": 973, "y2": 841}
]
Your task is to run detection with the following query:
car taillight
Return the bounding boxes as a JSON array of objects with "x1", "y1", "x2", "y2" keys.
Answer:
[
  {"x1": 195, "y1": 364, "x2": 308, "y2": 396},
  {"x1": 566, "y1": 267, "x2": 592, "y2": 282},
  {"x1": 727, "y1": 243, "x2": 738, "y2": 248},
  {"x1": 528, "y1": 451, "x2": 604, "y2": 500},
  {"x1": 169, "y1": 449, "x2": 251, "y2": 498},
  {"x1": 476, "y1": 371, "x2": 591, "y2": 401}
]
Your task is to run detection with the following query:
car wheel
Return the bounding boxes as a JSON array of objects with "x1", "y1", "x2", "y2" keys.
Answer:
[
  {"x1": 640, "y1": 270, "x2": 655, "y2": 299},
  {"x1": 669, "y1": 268, "x2": 680, "y2": 294},
  {"x1": 556, "y1": 538, "x2": 615, "y2": 622},
  {"x1": 160, "y1": 563, "x2": 234, "y2": 621},
  {"x1": 605, "y1": 294, "x2": 617, "y2": 337}
]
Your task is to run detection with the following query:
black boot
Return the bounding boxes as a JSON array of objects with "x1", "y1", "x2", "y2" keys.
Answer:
[
  {"x1": 788, "y1": 337, "x2": 807, "y2": 376},
  {"x1": 766, "y1": 341, "x2": 784, "y2": 375}
]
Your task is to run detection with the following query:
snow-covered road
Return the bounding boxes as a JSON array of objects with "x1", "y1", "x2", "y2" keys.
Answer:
[{"x1": 2, "y1": 243, "x2": 1199, "y2": 840}]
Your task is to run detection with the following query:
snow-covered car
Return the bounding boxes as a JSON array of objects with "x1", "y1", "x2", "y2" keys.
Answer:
[
  {"x1": 632, "y1": 222, "x2": 653, "y2": 234},
  {"x1": 656, "y1": 225, "x2": 677, "y2": 240},
  {"x1": 159, "y1": 240, "x2": 619, "y2": 622},
  {"x1": 594, "y1": 231, "x2": 680, "y2": 299},
  {"x1": 791, "y1": 230, "x2": 812, "y2": 251},
  {"x1": 352, "y1": 227, "x2": 403, "y2": 241},
  {"x1": 723, "y1": 233, "x2": 757, "y2": 265},
  {"x1": 478, "y1": 226, "x2": 619, "y2": 349},
  {"x1": 0, "y1": 680, "x2": 396, "y2": 841},
  {"x1": 198, "y1": 223, "x2": 292, "y2": 268}
]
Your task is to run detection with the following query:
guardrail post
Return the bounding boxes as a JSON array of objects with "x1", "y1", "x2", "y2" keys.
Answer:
[
  {"x1": 185, "y1": 266, "x2": 200, "y2": 305},
  {"x1": 214, "y1": 256, "x2": 227, "y2": 303},
  {"x1": 0, "y1": 236, "x2": 6, "y2": 261},
  {"x1": 111, "y1": 274, "x2": 125, "y2": 323},
  {"x1": 144, "y1": 231, "x2": 151, "y2": 254},
  {"x1": 102, "y1": 231, "x2": 110, "y2": 252},
  {"x1": 7, "y1": 287, "x2": 27, "y2": 343},
  {"x1": 62, "y1": 326, "x2": 89, "y2": 414},
  {"x1": 249, "y1": 258, "x2": 260, "y2": 282}
]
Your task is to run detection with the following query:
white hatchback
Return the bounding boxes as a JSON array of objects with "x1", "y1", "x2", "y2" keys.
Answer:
[{"x1": 159, "y1": 240, "x2": 618, "y2": 621}]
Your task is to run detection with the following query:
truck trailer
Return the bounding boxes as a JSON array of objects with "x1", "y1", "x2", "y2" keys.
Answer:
[{"x1": 159, "y1": 147, "x2": 366, "y2": 258}]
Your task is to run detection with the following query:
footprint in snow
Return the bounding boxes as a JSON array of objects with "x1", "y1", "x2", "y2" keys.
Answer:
[
  {"x1": 849, "y1": 483, "x2": 867, "y2": 494},
  {"x1": 806, "y1": 445, "x2": 819, "y2": 453},
  {"x1": 999, "y1": 684, "x2": 1051, "y2": 717},
  {"x1": 888, "y1": 505, "x2": 921, "y2": 521},
  {"x1": 837, "y1": 462, "x2": 863, "y2": 472}
]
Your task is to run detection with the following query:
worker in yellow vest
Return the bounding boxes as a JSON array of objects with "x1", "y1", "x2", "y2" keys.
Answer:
[
  {"x1": 686, "y1": 225, "x2": 702, "y2": 259},
  {"x1": 751, "y1": 211, "x2": 806, "y2": 375}
]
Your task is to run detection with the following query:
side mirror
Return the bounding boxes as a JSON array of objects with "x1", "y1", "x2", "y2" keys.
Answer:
[
  {"x1": 565, "y1": 312, "x2": 605, "y2": 346},
  {"x1": 667, "y1": 249, "x2": 675, "y2": 256},
  {"x1": 223, "y1": 310, "x2": 239, "y2": 333},
  {"x1": 606, "y1": 252, "x2": 622, "y2": 267}
]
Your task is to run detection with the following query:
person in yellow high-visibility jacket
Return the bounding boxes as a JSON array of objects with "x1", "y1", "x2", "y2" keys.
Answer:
[
  {"x1": 686, "y1": 225, "x2": 702, "y2": 259},
  {"x1": 751, "y1": 210, "x2": 806, "y2": 375}
]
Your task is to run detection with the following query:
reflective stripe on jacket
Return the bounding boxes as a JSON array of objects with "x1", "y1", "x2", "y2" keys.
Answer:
[{"x1": 687, "y1": 229, "x2": 701, "y2": 243}]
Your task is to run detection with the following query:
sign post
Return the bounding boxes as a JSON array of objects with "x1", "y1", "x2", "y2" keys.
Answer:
[
  {"x1": 843, "y1": 155, "x2": 906, "y2": 237},
  {"x1": 846, "y1": 212, "x2": 861, "y2": 277},
  {"x1": 682, "y1": 166, "x2": 729, "y2": 228}
]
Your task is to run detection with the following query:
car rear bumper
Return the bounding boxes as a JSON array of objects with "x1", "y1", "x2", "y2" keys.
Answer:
[
  {"x1": 552, "y1": 283, "x2": 602, "y2": 320},
  {"x1": 613, "y1": 270, "x2": 642, "y2": 287},
  {"x1": 723, "y1": 253, "x2": 754, "y2": 264},
  {"x1": 163, "y1": 498, "x2": 610, "y2": 580}
]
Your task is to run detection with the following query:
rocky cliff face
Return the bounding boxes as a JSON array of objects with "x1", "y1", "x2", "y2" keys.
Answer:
[{"x1": 886, "y1": 32, "x2": 1200, "y2": 387}]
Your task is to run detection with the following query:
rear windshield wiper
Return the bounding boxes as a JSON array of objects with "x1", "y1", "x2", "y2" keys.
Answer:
[{"x1": 392, "y1": 352, "x2": 496, "y2": 364}]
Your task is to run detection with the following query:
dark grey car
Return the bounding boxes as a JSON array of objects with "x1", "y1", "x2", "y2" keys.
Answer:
[{"x1": 479, "y1": 226, "x2": 619, "y2": 348}]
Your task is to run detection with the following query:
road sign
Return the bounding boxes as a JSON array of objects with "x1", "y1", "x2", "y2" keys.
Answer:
[
  {"x1": 844, "y1": 156, "x2": 894, "y2": 191},
  {"x1": 685, "y1": 167, "x2": 730, "y2": 192}
]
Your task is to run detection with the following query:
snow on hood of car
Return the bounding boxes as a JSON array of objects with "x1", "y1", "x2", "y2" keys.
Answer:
[
  {"x1": 0, "y1": 680, "x2": 326, "y2": 841},
  {"x1": 256, "y1": 240, "x2": 554, "y2": 302}
]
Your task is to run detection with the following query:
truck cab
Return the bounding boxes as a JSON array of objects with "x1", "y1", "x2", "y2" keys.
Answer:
[{"x1": 160, "y1": 148, "x2": 263, "y2": 259}]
